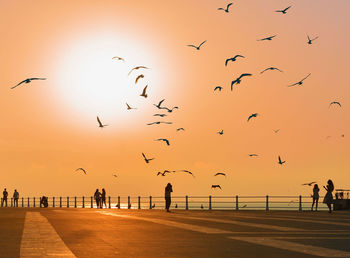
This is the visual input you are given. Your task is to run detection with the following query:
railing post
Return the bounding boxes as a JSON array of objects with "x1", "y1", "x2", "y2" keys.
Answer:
[
  {"x1": 266, "y1": 195, "x2": 269, "y2": 211},
  {"x1": 128, "y1": 196, "x2": 131, "y2": 209},
  {"x1": 108, "y1": 196, "x2": 111, "y2": 209},
  {"x1": 28, "y1": 197, "x2": 30, "y2": 207},
  {"x1": 22, "y1": 197, "x2": 24, "y2": 207},
  {"x1": 91, "y1": 196, "x2": 93, "y2": 208},
  {"x1": 74, "y1": 197, "x2": 77, "y2": 208},
  {"x1": 67, "y1": 197, "x2": 69, "y2": 208},
  {"x1": 299, "y1": 195, "x2": 302, "y2": 211},
  {"x1": 33, "y1": 197, "x2": 35, "y2": 207},
  {"x1": 149, "y1": 196, "x2": 152, "y2": 209},
  {"x1": 236, "y1": 195, "x2": 239, "y2": 211},
  {"x1": 209, "y1": 195, "x2": 212, "y2": 210},
  {"x1": 60, "y1": 197, "x2": 62, "y2": 208},
  {"x1": 185, "y1": 196, "x2": 188, "y2": 210},
  {"x1": 138, "y1": 196, "x2": 141, "y2": 209},
  {"x1": 53, "y1": 197, "x2": 55, "y2": 207},
  {"x1": 118, "y1": 196, "x2": 120, "y2": 209},
  {"x1": 82, "y1": 196, "x2": 85, "y2": 208}
]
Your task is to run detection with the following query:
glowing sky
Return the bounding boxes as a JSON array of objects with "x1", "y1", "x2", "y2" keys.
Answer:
[{"x1": 0, "y1": 0, "x2": 349, "y2": 197}]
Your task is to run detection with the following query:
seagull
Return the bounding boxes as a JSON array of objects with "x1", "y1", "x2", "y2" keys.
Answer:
[
  {"x1": 135, "y1": 74, "x2": 144, "y2": 84},
  {"x1": 214, "y1": 172, "x2": 226, "y2": 177},
  {"x1": 126, "y1": 103, "x2": 137, "y2": 110},
  {"x1": 140, "y1": 85, "x2": 148, "y2": 98},
  {"x1": 176, "y1": 128, "x2": 185, "y2": 132},
  {"x1": 214, "y1": 86, "x2": 223, "y2": 91},
  {"x1": 278, "y1": 155, "x2": 286, "y2": 165},
  {"x1": 157, "y1": 170, "x2": 173, "y2": 176},
  {"x1": 218, "y1": 2, "x2": 233, "y2": 12},
  {"x1": 147, "y1": 121, "x2": 173, "y2": 125},
  {"x1": 112, "y1": 56, "x2": 124, "y2": 61},
  {"x1": 247, "y1": 113, "x2": 258, "y2": 122},
  {"x1": 302, "y1": 181, "x2": 316, "y2": 186},
  {"x1": 249, "y1": 154, "x2": 258, "y2": 157},
  {"x1": 225, "y1": 55, "x2": 245, "y2": 66},
  {"x1": 307, "y1": 35, "x2": 319, "y2": 44},
  {"x1": 154, "y1": 99, "x2": 165, "y2": 109},
  {"x1": 257, "y1": 35, "x2": 276, "y2": 41},
  {"x1": 153, "y1": 114, "x2": 167, "y2": 117},
  {"x1": 75, "y1": 168, "x2": 86, "y2": 175},
  {"x1": 176, "y1": 170, "x2": 195, "y2": 177},
  {"x1": 275, "y1": 6, "x2": 291, "y2": 14},
  {"x1": 187, "y1": 40, "x2": 207, "y2": 50},
  {"x1": 11, "y1": 78, "x2": 46, "y2": 89},
  {"x1": 231, "y1": 73, "x2": 252, "y2": 90},
  {"x1": 260, "y1": 67, "x2": 283, "y2": 74},
  {"x1": 142, "y1": 153, "x2": 154, "y2": 163},
  {"x1": 329, "y1": 101, "x2": 342, "y2": 108},
  {"x1": 288, "y1": 73, "x2": 311, "y2": 87},
  {"x1": 217, "y1": 130, "x2": 224, "y2": 135},
  {"x1": 274, "y1": 129, "x2": 280, "y2": 133},
  {"x1": 128, "y1": 66, "x2": 149, "y2": 76},
  {"x1": 162, "y1": 106, "x2": 179, "y2": 113},
  {"x1": 112, "y1": 174, "x2": 118, "y2": 178},
  {"x1": 154, "y1": 138, "x2": 170, "y2": 146},
  {"x1": 97, "y1": 116, "x2": 108, "y2": 128},
  {"x1": 211, "y1": 185, "x2": 222, "y2": 189}
]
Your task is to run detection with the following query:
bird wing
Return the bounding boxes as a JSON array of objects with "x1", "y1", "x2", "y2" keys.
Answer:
[
  {"x1": 128, "y1": 68, "x2": 136, "y2": 76},
  {"x1": 11, "y1": 79, "x2": 28, "y2": 89},
  {"x1": 300, "y1": 73, "x2": 311, "y2": 82},
  {"x1": 260, "y1": 68, "x2": 269, "y2": 74},
  {"x1": 288, "y1": 82, "x2": 299, "y2": 87},
  {"x1": 135, "y1": 74, "x2": 144, "y2": 84},
  {"x1": 97, "y1": 116, "x2": 102, "y2": 126},
  {"x1": 234, "y1": 55, "x2": 244, "y2": 59},
  {"x1": 218, "y1": 7, "x2": 224, "y2": 10},
  {"x1": 142, "y1": 153, "x2": 147, "y2": 160},
  {"x1": 275, "y1": 10, "x2": 283, "y2": 13},
  {"x1": 141, "y1": 85, "x2": 148, "y2": 95},
  {"x1": 278, "y1": 156, "x2": 282, "y2": 163},
  {"x1": 275, "y1": 68, "x2": 283, "y2": 72},
  {"x1": 164, "y1": 139, "x2": 170, "y2": 145},
  {"x1": 247, "y1": 114, "x2": 254, "y2": 121},
  {"x1": 30, "y1": 78, "x2": 46, "y2": 80},
  {"x1": 187, "y1": 44, "x2": 197, "y2": 48},
  {"x1": 225, "y1": 58, "x2": 231, "y2": 66},
  {"x1": 198, "y1": 40, "x2": 207, "y2": 48},
  {"x1": 126, "y1": 103, "x2": 131, "y2": 109},
  {"x1": 284, "y1": 6, "x2": 291, "y2": 11},
  {"x1": 240, "y1": 73, "x2": 252, "y2": 79},
  {"x1": 227, "y1": 3, "x2": 233, "y2": 9},
  {"x1": 312, "y1": 36, "x2": 319, "y2": 41}
]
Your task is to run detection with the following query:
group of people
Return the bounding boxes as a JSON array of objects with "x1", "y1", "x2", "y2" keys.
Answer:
[
  {"x1": 311, "y1": 179, "x2": 335, "y2": 213},
  {"x1": 94, "y1": 188, "x2": 107, "y2": 208},
  {"x1": 1, "y1": 188, "x2": 19, "y2": 207}
]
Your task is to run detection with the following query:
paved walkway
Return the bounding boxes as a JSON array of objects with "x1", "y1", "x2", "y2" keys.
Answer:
[{"x1": 1, "y1": 208, "x2": 350, "y2": 257}]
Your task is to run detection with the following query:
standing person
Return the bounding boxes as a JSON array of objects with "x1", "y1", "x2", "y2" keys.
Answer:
[
  {"x1": 13, "y1": 189, "x2": 19, "y2": 207},
  {"x1": 2, "y1": 188, "x2": 8, "y2": 207},
  {"x1": 165, "y1": 183, "x2": 173, "y2": 212},
  {"x1": 94, "y1": 189, "x2": 101, "y2": 208},
  {"x1": 311, "y1": 184, "x2": 319, "y2": 211},
  {"x1": 323, "y1": 179, "x2": 334, "y2": 213},
  {"x1": 101, "y1": 189, "x2": 107, "y2": 208}
]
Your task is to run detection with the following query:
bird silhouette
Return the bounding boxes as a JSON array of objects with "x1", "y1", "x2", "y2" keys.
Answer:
[
  {"x1": 112, "y1": 56, "x2": 124, "y2": 61},
  {"x1": 176, "y1": 128, "x2": 185, "y2": 132},
  {"x1": 275, "y1": 6, "x2": 291, "y2": 14},
  {"x1": 241, "y1": 204, "x2": 247, "y2": 208},
  {"x1": 217, "y1": 130, "x2": 224, "y2": 135},
  {"x1": 249, "y1": 154, "x2": 258, "y2": 157},
  {"x1": 135, "y1": 74, "x2": 144, "y2": 84},
  {"x1": 231, "y1": 73, "x2": 252, "y2": 90},
  {"x1": 142, "y1": 153, "x2": 154, "y2": 163},
  {"x1": 126, "y1": 103, "x2": 137, "y2": 110},
  {"x1": 218, "y1": 2, "x2": 233, "y2": 12},
  {"x1": 211, "y1": 185, "x2": 222, "y2": 189},
  {"x1": 152, "y1": 203, "x2": 156, "y2": 208},
  {"x1": 162, "y1": 106, "x2": 179, "y2": 113},
  {"x1": 274, "y1": 129, "x2": 280, "y2": 133},
  {"x1": 201, "y1": 204, "x2": 204, "y2": 209},
  {"x1": 225, "y1": 55, "x2": 245, "y2": 66},
  {"x1": 214, "y1": 86, "x2": 223, "y2": 91},
  {"x1": 176, "y1": 170, "x2": 195, "y2": 177},
  {"x1": 157, "y1": 170, "x2": 173, "y2": 176},
  {"x1": 307, "y1": 35, "x2": 319, "y2": 44},
  {"x1": 97, "y1": 116, "x2": 108, "y2": 128},
  {"x1": 329, "y1": 101, "x2": 341, "y2": 108},
  {"x1": 278, "y1": 155, "x2": 286, "y2": 165},
  {"x1": 75, "y1": 168, "x2": 86, "y2": 175},
  {"x1": 154, "y1": 99, "x2": 165, "y2": 109},
  {"x1": 260, "y1": 67, "x2": 283, "y2": 74},
  {"x1": 11, "y1": 78, "x2": 46, "y2": 89},
  {"x1": 154, "y1": 138, "x2": 170, "y2": 146},
  {"x1": 257, "y1": 35, "x2": 276, "y2": 41},
  {"x1": 214, "y1": 172, "x2": 226, "y2": 177},
  {"x1": 247, "y1": 113, "x2": 258, "y2": 122},
  {"x1": 154, "y1": 114, "x2": 167, "y2": 117},
  {"x1": 140, "y1": 85, "x2": 148, "y2": 98},
  {"x1": 302, "y1": 181, "x2": 316, "y2": 186},
  {"x1": 147, "y1": 121, "x2": 173, "y2": 125},
  {"x1": 128, "y1": 66, "x2": 149, "y2": 76},
  {"x1": 187, "y1": 40, "x2": 207, "y2": 50},
  {"x1": 175, "y1": 204, "x2": 178, "y2": 208},
  {"x1": 288, "y1": 73, "x2": 311, "y2": 87},
  {"x1": 112, "y1": 174, "x2": 118, "y2": 178}
]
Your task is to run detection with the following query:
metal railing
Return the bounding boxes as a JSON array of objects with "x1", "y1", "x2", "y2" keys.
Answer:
[{"x1": 0, "y1": 195, "x2": 330, "y2": 211}]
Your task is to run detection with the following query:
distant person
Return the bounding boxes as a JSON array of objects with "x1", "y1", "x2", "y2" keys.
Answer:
[
  {"x1": 13, "y1": 190, "x2": 19, "y2": 207},
  {"x1": 2, "y1": 188, "x2": 8, "y2": 207},
  {"x1": 101, "y1": 188, "x2": 107, "y2": 208},
  {"x1": 40, "y1": 196, "x2": 48, "y2": 208},
  {"x1": 323, "y1": 179, "x2": 334, "y2": 213},
  {"x1": 94, "y1": 189, "x2": 101, "y2": 208},
  {"x1": 165, "y1": 183, "x2": 173, "y2": 212},
  {"x1": 311, "y1": 184, "x2": 319, "y2": 211}
]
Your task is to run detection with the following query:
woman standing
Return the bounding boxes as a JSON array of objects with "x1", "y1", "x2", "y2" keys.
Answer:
[
  {"x1": 101, "y1": 188, "x2": 107, "y2": 208},
  {"x1": 165, "y1": 183, "x2": 173, "y2": 212},
  {"x1": 323, "y1": 180, "x2": 334, "y2": 213},
  {"x1": 94, "y1": 189, "x2": 101, "y2": 208},
  {"x1": 311, "y1": 184, "x2": 319, "y2": 211}
]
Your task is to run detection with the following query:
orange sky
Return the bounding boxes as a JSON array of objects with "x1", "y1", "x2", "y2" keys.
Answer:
[{"x1": 0, "y1": 0, "x2": 349, "y2": 197}]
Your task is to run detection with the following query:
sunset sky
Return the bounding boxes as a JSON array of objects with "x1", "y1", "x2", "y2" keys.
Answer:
[{"x1": 1, "y1": 0, "x2": 349, "y2": 197}]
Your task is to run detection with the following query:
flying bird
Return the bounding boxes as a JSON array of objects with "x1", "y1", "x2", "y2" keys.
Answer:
[
  {"x1": 231, "y1": 73, "x2": 252, "y2": 90},
  {"x1": 260, "y1": 67, "x2": 283, "y2": 74},
  {"x1": 135, "y1": 74, "x2": 144, "y2": 84},
  {"x1": 247, "y1": 113, "x2": 258, "y2": 122},
  {"x1": 278, "y1": 155, "x2": 286, "y2": 165},
  {"x1": 288, "y1": 73, "x2": 311, "y2": 87},
  {"x1": 249, "y1": 154, "x2": 258, "y2": 157},
  {"x1": 128, "y1": 66, "x2": 149, "y2": 76},
  {"x1": 217, "y1": 130, "x2": 224, "y2": 135},
  {"x1": 97, "y1": 116, "x2": 108, "y2": 128},
  {"x1": 176, "y1": 128, "x2": 185, "y2": 132},
  {"x1": 154, "y1": 99, "x2": 165, "y2": 109},
  {"x1": 126, "y1": 103, "x2": 136, "y2": 110},
  {"x1": 112, "y1": 174, "x2": 118, "y2": 178},
  {"x1": 187, "y1": 40, "x2": 207, "y2": 50},
  {"x1": 329, "y1": 101, "x2": 341, "y2": 108},
  {"x1": 162, "y1": 106, "x2": 179, "y2": 113},
  {"x1": 142, "y1": 153, "x2": 154, "y2": 163},
  {"x1": 112, "y1": 56, "x2": 124, "y2": 61},
  {"x1": 147, "y1": 121, "x2": 173, "y2": 125},
  {"x1": 157, "y1": 170, "x2": 173, "y2": 176},
  {"x1": 274, "y1": 129, "x2": 280, "y2": 133},
  {"x1": 214, "y1": 172, "x2": 226, "y2": 177},
  {"x1": 302, "y1": 181, "x2": 316, "y2": 186},
  {"x1": 225, "y1": 55, "x2": 245, "y2": 66},
  {"x1": 257, "y1": 35, "x2": 276, "y2": 41},
  {"x1": 218, "y1": 2, "x2": 233, "y2": 12},
  {"x1": 307, "y1": 35, "x2": 319, "y2": 44},
  {"x1": 154, "y1": 138, "x2": 170, "y2": 146},
  {"x1": 75, "y1": 168, "x2": 86, "y2": 175},
  {"x1": 214, "y1": 86, "x2": 223, "y2": 91},
  {"x1": 275, "y1": 6, "x2": 291, "y2": 14},
  {"x1": 140, "y1": 85, "x2": 148, "y2": 98},
  {"x1": 177, "y1": 170, "x2": 195, "y2": 177},
  {"x1": 211, "y1": 185, "x2": 222, "y2": 189},
  {"x1": 11, "y1": 78, "x2": 46, "y2": 89}
]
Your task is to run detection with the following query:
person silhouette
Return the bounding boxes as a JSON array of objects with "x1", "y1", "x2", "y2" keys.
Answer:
[
  {"x1": 311, "y1": 184, "x2": 319, "y2": 211},
  {"x1": 2, "y1": 188, "x2": 8, "y2": 207},
  {"x1": 13, "y1": 189, "x2": 19, "y2": 207},
  {"x1": 101, "y1": 189, "x2": 107, "y2": 208},
  {"x1": 323, "y1": 179, "x2": 334, "y2": 213},
  {"x1": 94, "y1": 189, "x2": 101, "y2": 208},
  {"x1": 165, "y1": 183, "x2": 173, "y2": 212}
]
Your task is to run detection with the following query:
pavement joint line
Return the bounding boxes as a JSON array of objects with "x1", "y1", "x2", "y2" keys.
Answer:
[
  {"x1": 228, "y1": 236, "x2": 350, "y2": 257},
  {"x1": 20, "y1": 211, "x2": 76, "y2": 258}
]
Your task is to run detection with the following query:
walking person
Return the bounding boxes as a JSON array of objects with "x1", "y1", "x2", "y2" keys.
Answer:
[
  {"x1": 165, "y1": 183, "x2": 173, "y2": 212},
  {"x1": 323, "y1": 179, "x2": 334, "y2": 213},
  {"x1": 94, "y1": 189, "x2": 101, "y2": 208},
  {"x1": 101, "y1": 189, "x2": 107, "y2": 208},
  {"x1": 13, "y1": 189, "x2": 19, "y2": 207},
  {"x1": 311, "y1": 184, "x2": 319, "y2": 211},
  {"x1": 2, "y1": 188, "x2": 8, "y2": 207}
]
